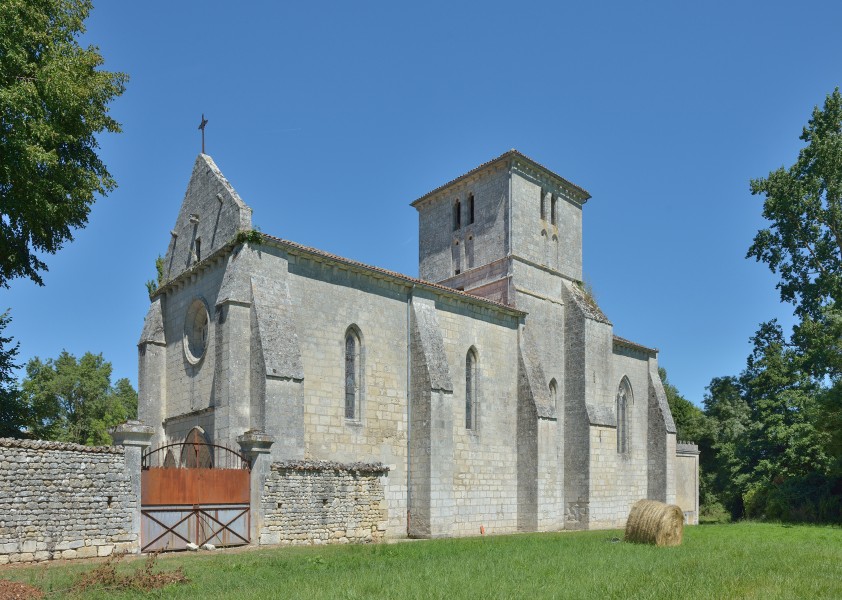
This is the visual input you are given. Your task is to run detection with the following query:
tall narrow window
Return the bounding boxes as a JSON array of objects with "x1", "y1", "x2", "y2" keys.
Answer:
[
  {"x1": 466, "y1": 348, "x2": 478, "y2": 429},
  {"x1": 617, "y1": 377, "x2": 632, "y2": 454},
  {"x1": 194, "y1": 238, "x2": 202, "y2": 263},
  {"x1": 540, "y1": 189, "x2": 546, "y2": 220},
  {"x1": 345, "y1": 328, "x2": 362, "y2": 420},
  {"x1": 549, "y1": 379, "x2": 558, "y2": 412},
  {"x1": 468, "y1": 194, "x2": 475, "y2": 224},
  {"x1": 452, "y1": 240, "x2": 461, "y2": 276},
  {"x1": 550, "y1": 195, "x2": 557, "y2": 226},
  {"x1": 453, "y1": 199, "x2": 461, "y2": 231}
]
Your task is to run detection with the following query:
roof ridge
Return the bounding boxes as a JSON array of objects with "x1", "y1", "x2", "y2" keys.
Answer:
[
  {"x1": 612, "y1": 334, "x2": 658, "y2": 354},
  {"x1": 261, "y1": 233, "x2": 524, "y2": 315}
]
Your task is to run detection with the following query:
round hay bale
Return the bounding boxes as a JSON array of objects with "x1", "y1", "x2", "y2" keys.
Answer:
[{"x1": 624, "y1": 499, "x2": 684, "y2": 547}]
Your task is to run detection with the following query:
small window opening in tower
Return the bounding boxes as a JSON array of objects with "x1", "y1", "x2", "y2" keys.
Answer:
[
  {"x1": 453, "y1": 199, "x2": 461, "y2": 231},
  {"x1": 551, "y1": 195, "x2": 557, "y2": 225},
  {"x1": 195, "y1": 238, "x2": 202, "y2": 262},
  {"x1": 540, "y1": 189, "x2": 546, "y2": 220},
  {"x1": 468, "y1": 194, "x2": 475, "y2": 224}
]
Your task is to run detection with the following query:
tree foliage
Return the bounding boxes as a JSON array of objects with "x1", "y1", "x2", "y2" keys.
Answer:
[
  {"x1": 702, "y1": 323, "x2": 839, "y2": 522},
  {"x1": 659, "y1": 367, "x2": 708, "y2": 442},
  {"x1": 0, "y1": 310, "x2": 27, "y2": 438},
  {"x1": 708, "y1": 88, "x2": 842, "y2": 523},
  {"x1": 19, "y1": 350, "x2": 137, "y2": 445},
  {"x1": 748, "y1": 88, "x2": 842, "y2": 319},
  {"x1": 0, "y1": 0, "x2": 127, "y2": 288}
]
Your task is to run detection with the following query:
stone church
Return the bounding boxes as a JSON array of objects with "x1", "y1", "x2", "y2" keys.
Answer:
[{"x1": 138, "y1": 150, "x2": 699, "y2": 540}]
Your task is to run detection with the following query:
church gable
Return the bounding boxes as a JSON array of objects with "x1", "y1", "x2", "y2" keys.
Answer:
[{"x1": 162, "y1": 154, "x2": 252, "y2": 284}]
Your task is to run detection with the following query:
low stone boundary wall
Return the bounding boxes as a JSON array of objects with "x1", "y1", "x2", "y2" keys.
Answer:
[
  {"x1": 259, "y1": 460, "x2": 389, "y2": 546},
  {"x1": 0, "y1": 438, "x2": 138, "y2": 564},
  {"x1": 676, "y1": 441, "x2": 700, "y2": 525}
]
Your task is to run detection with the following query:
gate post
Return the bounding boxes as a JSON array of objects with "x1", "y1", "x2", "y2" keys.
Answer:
[
  {"x1": 110, "y1": 420, "x2": 154, "y2": 553},
  {"x1": 237, "y1": 429, "x2": 275, "y2": 546}
]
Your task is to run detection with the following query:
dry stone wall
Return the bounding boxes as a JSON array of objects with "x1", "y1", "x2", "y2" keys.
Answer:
[
  {"x1": 0, "y1": 439, "x2": 137, "y2": 564},
  {"x1": 259, "y1": 461, "x2": 389, "y2": 545}
]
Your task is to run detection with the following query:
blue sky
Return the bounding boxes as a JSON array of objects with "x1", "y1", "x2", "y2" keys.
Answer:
[{"x1": 4, "y1": 1, "x2": 842, "y2": 405}]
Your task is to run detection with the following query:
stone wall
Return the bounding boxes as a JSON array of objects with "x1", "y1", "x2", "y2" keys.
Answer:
[
  {"x1": 0, "y1": 439, "x2": 137, "y2": 564},
  {"x1": 259, "y1": 461, "x2": 389, "y2": 545},
  {"x1": 675, "y1": 442, "x2": 700, "y2": 525}
]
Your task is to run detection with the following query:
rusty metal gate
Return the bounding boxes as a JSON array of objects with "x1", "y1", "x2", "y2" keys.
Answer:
[{"x1": 141, "y1": 434, "x2": 251, "y2": 552}]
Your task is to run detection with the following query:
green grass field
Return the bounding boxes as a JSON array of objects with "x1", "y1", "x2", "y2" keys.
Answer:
[{"x1": 2, "y1": 522, "x2": 840, "y2": 599}]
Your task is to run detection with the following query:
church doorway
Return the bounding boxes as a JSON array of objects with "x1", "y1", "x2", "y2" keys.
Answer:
[{"x1": 140, "y1": 427, "x2": 251, "y2": 552}]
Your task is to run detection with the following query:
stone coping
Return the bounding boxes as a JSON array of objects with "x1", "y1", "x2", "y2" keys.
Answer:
[
  {"x1": 0, "y1": 438, "x2": 123, "y2": 454},
  {"x1": 676, "y1": 442, "x2": 699, "y2": 454},
  {"x1": 271, "y1": 460, "x2": 389, "y2": 474}
]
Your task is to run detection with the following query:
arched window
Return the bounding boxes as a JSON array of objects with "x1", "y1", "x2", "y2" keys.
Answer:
[
  {"x1": 549, "y1": 378, "x2": 558, "y2": 412},
  {"x1": 453, "y1": 199, "x2": 461, "y2": 231},
  {"x1": 468, "y1": 193, "x2": 475, "y2": 225},
  {"x1": 345, "y1": 326, "x2": 363, "y2": 420},
  {"x1": 617, "y1": 377, "x2": 632, "y2": 454},
  {"x1": 181, "y1": 427, "x2": 213, "y2": 468},
  {"x1": 550, "y1": 195, "x2": 557, "y2": 225},
  {"x1": 466, "y1": 348, "x2": 478, "y2": 429}
]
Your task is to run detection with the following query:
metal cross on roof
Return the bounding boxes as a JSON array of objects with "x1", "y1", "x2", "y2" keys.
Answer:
[{"x1": 198, "y1": 114, "x2": 208, "y2": 154}]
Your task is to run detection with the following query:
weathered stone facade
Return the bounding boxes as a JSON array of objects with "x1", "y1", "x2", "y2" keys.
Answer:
[
  {"x1": 139, "y1": 150, "x2": 697, "y2": 542},
  {"x1": 0, "y1": 439, "x2": 138, "y2": 564},
  {"x1": 259, "y1": 461, "x2": 389, "y2": 545},
  {"x1": 676, "y1": 442, "x2": 700, "y2": 525}
]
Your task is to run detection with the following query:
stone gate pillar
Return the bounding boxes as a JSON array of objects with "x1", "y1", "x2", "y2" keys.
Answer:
[
  {"x1": 237, "y1": 429, "x2": 275, "y2": 545},
  {"x1": 109, "y1": 420, "x2": 154, "y2": 553}
]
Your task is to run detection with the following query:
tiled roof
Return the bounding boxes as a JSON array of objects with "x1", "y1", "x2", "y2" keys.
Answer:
[
  {"x1": 411, "y1": 149, "x2": 591, "y2": 207},
  {"x1": 613, "y1": 335, "x2": 658, "y2": 355},
  {"x1": 261, "y1": 234, "x2": 525, "y2": 316}
]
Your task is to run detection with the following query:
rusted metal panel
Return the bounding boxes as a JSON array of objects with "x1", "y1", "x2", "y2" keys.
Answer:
[
  {"x1": 142, "y1": 468, "x2": 250, "y2": 505},
  {"x1": 141, "y1": 505, "x2": 249, "y2": 552}
]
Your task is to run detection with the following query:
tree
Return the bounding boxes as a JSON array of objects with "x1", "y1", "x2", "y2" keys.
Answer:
[
  {"x1": 659, "y1": 367, "x2": 725, "y2": 518},
  {"x1": 702, "y1": 375, "x2": 750, "y2": 518},
  {"x1": 19, "y1": 350, "x2": 137, "y2": 445},
  {"x1": 0, "y1": 310, "x2": 27, "y2": 438},
  {"x1": 747, "y1": 88, "x2": 842, "y2": 519},
  {"x1": 0, "y1": 0, "x2": 127, "y2": 288},
  {"x1": 748, "y1": 89, "x2": 842, "y2": 319},
  {"x1": 659, "y1": 367, "x2": 707, "y2": 443},
  {"x1": 701, "y1": 322, "x2": 837, "y2": 522}
]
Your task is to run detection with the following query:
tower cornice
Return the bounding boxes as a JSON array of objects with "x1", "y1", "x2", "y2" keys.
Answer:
[{"x1": 410, "y1": 149, "x2": 591, "y2": 208}]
